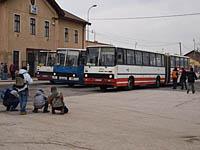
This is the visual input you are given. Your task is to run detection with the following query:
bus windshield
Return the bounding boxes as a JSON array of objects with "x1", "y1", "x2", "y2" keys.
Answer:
[
  {"x1": 66, "y1": 50, "x2": 79, "y2": 66},
  {"x1": 57, "y1": 50, "x2": 80, "y2": 67},
  {"x1": 39, "y1": 52, "x2": 56, "y2": 66},
  {"x1": 86, "y1": 47, "x2": 115, "y2": 66}
]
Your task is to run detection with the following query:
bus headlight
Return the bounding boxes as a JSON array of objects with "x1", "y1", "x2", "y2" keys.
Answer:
[
  {"x1": 85, "y1": 74, "x2": 88, "y2": 78},
  {"x1": 109, "y1": 75, "x2": 113, "y2": 79},
  {"x1": 53, "y1": 73, "x2": 56, "y2": 76},
  {"x1": 37, "y1": 72, "x2": 40, "y2": 75},
  {"x1": 73, "y1": 74, "x2": 76, "y2": 77}
]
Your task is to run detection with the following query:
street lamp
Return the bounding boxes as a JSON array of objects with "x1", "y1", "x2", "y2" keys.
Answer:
[{"x1": 87, "y1": 5, "x2": 97, "y2": 41}]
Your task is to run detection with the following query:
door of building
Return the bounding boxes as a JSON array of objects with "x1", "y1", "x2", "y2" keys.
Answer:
[
  {"x1": 13, "y1": 51, "x2": 19, "y2": 70},
  {"x1": 27, "y1": 52, "x2": 36, "y2": 76}
]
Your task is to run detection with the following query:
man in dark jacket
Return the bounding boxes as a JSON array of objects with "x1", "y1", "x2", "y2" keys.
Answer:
[
  {"x1": 187, "y1": 67, "x2": 198, "y2": 94},
  {"x1": 180, "y1": 68, "x2": 187, "y2": 90}
]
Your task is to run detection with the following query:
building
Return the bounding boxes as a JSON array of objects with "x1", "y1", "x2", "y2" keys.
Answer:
[
  {"x1": 0, "y1": 0, "x2": 90, "y2": 75},
  {"x1": 185, "y1": 50, "x2": 200, "y2": 72}
]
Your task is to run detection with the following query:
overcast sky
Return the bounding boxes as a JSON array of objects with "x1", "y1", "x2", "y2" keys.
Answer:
[{"x1": 56, "y1": 0, "x2": 200, "y2": 54}]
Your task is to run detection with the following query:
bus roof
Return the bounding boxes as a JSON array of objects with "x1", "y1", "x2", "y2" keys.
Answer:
[
  {"x1": 40, "y1": 50, "x2": 56, "y2": 53},
  {"x1": 57, "y1": 48, "x2": 86, "y2": 51},
  {"x1": 86, "y1": 45, "x2": 190, "y2": 58},
  {"x1": 86, "y1": 45, "x2": 166, "y2": 55}
]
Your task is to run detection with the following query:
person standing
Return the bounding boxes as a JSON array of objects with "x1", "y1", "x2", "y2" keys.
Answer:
[
  {"x1": 15, "y1": 66, "x2": 33, "y2": 115},
  {"x1": 0, "y1": 63, "x2": 3, "y2": 80},
  {"x1": 2, "y1": 63, "x2": 8, "y2": 80},
  {"x1": 172, "y1": 67, "x2": 179, "y2": 89},
  {"x1": 187, "y1": 67, "x2": 198, "y2": 94},
  {"x1": 9, "y1": 64, "x2": 16, "y2": 80},
  {"x1": 180, "y1": 68, "x2": 187, "y2": 90}
]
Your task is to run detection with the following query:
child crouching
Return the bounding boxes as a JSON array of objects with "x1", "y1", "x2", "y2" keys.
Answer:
[
  {"x1": 33, "y1": 89, "x2": 49, "y2": 113},
  {"x1": 48, "y1": 86, "x2": 68, "y2": 115}
]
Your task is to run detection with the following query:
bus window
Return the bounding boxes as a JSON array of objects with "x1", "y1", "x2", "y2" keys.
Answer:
[
  {"x1": 175, "y1": 57, "x2": 180, "y2": 67},
  {"x1": 150, "y1": 53, "x2": 156, "y2": 66},
  {"x1": 135, "y1": 51, "x2": 142, "y2": 65},
  {"x1": 123, "y1": 49, "x2": 127, "y2": 65},
  {"x1": 57, "y1": 53, "x2": 65, "y2": 66},
  {"x1": 79, "y1": 51, "x2": 86, "y2": 65},
  {"x1": 66, "y1": 50, "x2": 79, "y2": 67},
  {"x1": 170, "y1": 56, "x2": 175, "y2": 68},
  {"x1": 86, "y1": 48, "x2": 99, "y2": 66},
  {"x1": 116, "y1": 49, "x2": 124, "y2": 65},
  {"x1": 156, "y1": 54, "x2": 162, "y2": 67},
  {"x1": 39, "y1": 52, "x2": 47, "y2": 66},
  {"x1": 184, "y1": 58, "x2": 189, "y2": 68},
  {"x1": 143, "y1": 52, "x2": 150, "y2": 66},
  {"x1": 161, "y1": 55, "x2": 165, "y2": 67},
  {"x1": 180, "y1": 58, "x2": 184, "y2": 68},
  {"x1": 127, "y1": 50, "x2": 135, "y2": 65},
  {"x1": 100, "y1": 47, "x2": 115, "y2": 66}
]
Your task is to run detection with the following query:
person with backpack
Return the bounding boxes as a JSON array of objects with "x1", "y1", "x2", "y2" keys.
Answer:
[
  {"x1": 187, "y1": 67, "x2": 198, "y2": 94},
  {"x1": 15, "y1": 66, "x2": 33, "y2": 115},
  {"x1": 2, "y1": 87, "x2": 19, "y2": 111},
  {"x1": 180, "y1": 68, "x2": 187, "y2": 90},
  {"x1": 33, "y1": 89, "x2": 49, "y2": 113},
  {"x1": 48, "y1": 86, "x2": 68, "y2": 115},
  {"x1": 172, "y1": 67, "x2": 179, "y2": 89}
]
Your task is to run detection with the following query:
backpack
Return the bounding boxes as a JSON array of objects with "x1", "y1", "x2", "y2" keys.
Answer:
[
  {"x1": 52, "y1": 93, "x2": 64, "y2": 108},
  {"x1": 2, "y1": 89, "x2": 12, "y2": 106},
  {"x1": 16, "y1": 73, "x2": 25, "y2": 88},
  {"x1": 172, "y1": 71, "x2": 178, "y2": 79}
]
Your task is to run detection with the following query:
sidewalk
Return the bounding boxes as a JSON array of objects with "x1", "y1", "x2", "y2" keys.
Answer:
[{"x1": 0, "y1": 78, "x2": 49, "y2": 85}]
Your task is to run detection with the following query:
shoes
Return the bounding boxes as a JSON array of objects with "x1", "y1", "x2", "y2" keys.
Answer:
[
  {"x1": 192, "y1": 91, "x2": 195, "y2": 94},
  {"x1": 20, "y1": 112, "x2": 27, "y2": 115},
  {"x1": 43, "y1": 110, "x2": 50, "y2": 113},
  {"x1": 10, "y1": 109, "x2": 18, "y2": 112},
  {"x1": 187, "y1": 90, "x2": 189, "y2": 94}
]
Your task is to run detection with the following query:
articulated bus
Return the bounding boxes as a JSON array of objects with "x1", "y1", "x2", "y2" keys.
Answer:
[
  {"x1": 51, "y1": 48, "x2": 86, "y2": 86},
  {"x1": 84, "y1": 46, "x2": 190, "y2": 90},
  {"x1": 36, "y1": 50, "x2": 56, "y2": 80}
]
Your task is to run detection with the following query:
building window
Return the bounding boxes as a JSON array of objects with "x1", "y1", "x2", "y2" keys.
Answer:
[
  {"x1": 30, "y1": 18, "x2": 36, "y2": 35},
  {"x1": 44, "y1": 21, "x2": 49, "y2": 38},
  {"x1": 64, "y1": 28, "x2": 69, "y2": 42},
  {"x1": 74, "y1": 30, "x2": 78, "y2": 43},
  {"x1": 14, "y1": 14, "x2": 20, "y2": 32}
]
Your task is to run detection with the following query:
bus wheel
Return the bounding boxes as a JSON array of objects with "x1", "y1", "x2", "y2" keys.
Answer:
[
  {"x1": 155, "y1": 78, "x2": 160, "y2": 88},
  {"x1": 100, "y1": 86, "x2": 107, "y2": 91},
  {"x1": 68, "y1": 83, "x2": 74, "y2": 87},
  {"x1": 127, "y1": 78, "x2": 134, "y2": 90}
]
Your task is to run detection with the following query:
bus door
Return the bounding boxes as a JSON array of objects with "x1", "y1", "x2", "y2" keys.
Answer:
[{"x1": 165, "y1": 55, "x2": 171, "y2": 84}]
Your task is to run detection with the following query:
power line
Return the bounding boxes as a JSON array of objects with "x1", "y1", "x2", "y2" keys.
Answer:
[{"x1": 92, "y1": 12, "x2": 200, "y2": 21}]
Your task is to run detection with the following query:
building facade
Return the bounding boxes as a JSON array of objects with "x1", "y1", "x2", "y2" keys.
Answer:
[
  {"x1": 0, "y1": 0, "x2": 89, "y2": 75},
  {"x1": 185, "y1": 50, "x2": 200, "y2": 73}
]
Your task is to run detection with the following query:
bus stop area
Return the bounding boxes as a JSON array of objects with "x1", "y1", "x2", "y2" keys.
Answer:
[{"x1": 0, "y1": 82, "x2": 200, "y2": 150}]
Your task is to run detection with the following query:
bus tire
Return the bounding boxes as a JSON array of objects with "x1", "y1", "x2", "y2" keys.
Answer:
[
  {"x1": 155, "y1": 77, "x2": 160, "y2": 88},
  {"x1": 100, "y1": 86, "x2": 107, "y2": 91},
  {"x1": 68, "y1": 83, "x2": 74, "y2": 87},
  {"x1": 127, "y1": 77, "x2": 134, "y2": 90}
]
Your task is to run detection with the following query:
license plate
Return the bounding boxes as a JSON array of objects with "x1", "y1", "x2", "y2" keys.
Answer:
[
  {"x1": 69, "y1": 77, "x2": 79, "y2": 81},
  {"x1": 95, "y1": 79, "x2": 102, "y2": 82}
]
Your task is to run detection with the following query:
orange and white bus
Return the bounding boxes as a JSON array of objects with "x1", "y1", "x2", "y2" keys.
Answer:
[{"x1": 84, "y1": 46, "x2": 189, "y2": 90}]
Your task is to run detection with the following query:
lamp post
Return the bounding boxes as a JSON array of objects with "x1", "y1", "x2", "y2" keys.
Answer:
[{"x1": 87, "y1": 5, "x2": 97, "y2": 41}]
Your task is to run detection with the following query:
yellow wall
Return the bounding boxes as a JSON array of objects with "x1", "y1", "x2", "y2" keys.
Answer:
[{"x1": 0, "y1": 0, "x2": 86, "y2": 69}]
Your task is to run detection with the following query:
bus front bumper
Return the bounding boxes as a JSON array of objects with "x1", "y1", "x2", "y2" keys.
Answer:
[{"x1": 84, "y1": 78, "x2": 117, "y2": 86}]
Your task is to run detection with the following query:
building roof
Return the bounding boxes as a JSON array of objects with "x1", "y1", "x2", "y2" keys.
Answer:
[
  {"x1": 184, "y1": 50, "x2": 200, "y2": 62},
  {"x1": 62, "y1": 10, "x2": 91, "y2": 25},
  {"x1": 0, "y1": 0, "x2": 90, "y2": 25}
]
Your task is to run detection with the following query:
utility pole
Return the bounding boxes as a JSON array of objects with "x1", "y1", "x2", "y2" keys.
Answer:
[
  {"x1": 179, "y1": 42, "x2": 182, "y2": 56},
  {"x1": 193, "y1": 38, "x2": 196, "y2": 50},
  {"x1": 135, "y1": 42, "x2": 138, "y2": 49}
]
